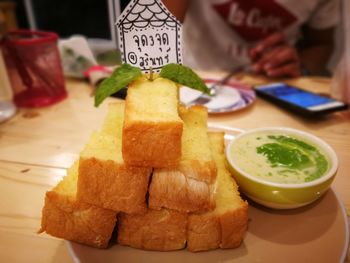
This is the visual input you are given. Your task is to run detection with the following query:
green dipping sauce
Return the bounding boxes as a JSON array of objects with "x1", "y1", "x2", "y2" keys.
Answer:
[{"x1": 230, "y1": 132, "x2": 329, "y2": 184}]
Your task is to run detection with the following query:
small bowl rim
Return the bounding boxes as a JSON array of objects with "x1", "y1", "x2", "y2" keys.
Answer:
[{"x1": 225, "y1": 127, "x2": 338, "y2": 189}]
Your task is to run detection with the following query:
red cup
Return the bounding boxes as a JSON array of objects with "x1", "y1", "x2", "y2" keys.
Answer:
[{"x1": 1, "y1": 30, "x2": 67, "y2": 107}]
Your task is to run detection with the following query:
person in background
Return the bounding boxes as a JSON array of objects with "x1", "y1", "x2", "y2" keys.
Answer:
[{"x1": 163, "y1": 0, "x2": 340, "y2": 78}]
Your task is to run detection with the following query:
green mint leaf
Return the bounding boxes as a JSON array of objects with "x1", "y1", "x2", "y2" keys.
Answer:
[
  {"x1": 94, "y1": 64, "x2": 142, "y2": 107},
  {"x1": 159, "y1": 63, "x2": 209, "y2": 94}
]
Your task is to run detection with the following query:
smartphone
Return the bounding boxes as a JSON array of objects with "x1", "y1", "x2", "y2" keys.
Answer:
[{"x1": 254, "y1": 83, "x2": 348, "y2": 117}]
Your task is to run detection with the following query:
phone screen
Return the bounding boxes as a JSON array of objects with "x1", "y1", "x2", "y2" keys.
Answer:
[
  {"x1": 256, "y1": 83, "x2": 335, "y2": 108},
  {"x1": 255, "y1": 83, "x2": 348, "y2": 115}
]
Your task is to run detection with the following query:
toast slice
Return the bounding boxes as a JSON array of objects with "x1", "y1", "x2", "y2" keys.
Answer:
[
  {"x1": 39, "y1": 161, "x2": 117, "y2": 248},
  {"x1": 148, "y1": 106, "x2": 216, "y2": 213},
  {"x1": 178, "y1": 105, "x2": 217, "y2": 183},
  {"x1": 77, "y1": 103, "x2": 152, "y2": 214},
  {"x1": 187, "y1": 132, "x2": 248, "y2": 251},
  {"x1": 117, "y1": 208, "x2": 187, "y2": 251},
  {"x1": 122, "y1": 77, "x2": 183, "y2": 168},
  {"x1": 117, "y1": 133, "x2": 248, "y2": 252}
]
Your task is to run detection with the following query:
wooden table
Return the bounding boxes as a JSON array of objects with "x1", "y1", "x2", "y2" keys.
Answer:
[{"x1": 0, "y1": 75, "x2": 349, "y2": 262}]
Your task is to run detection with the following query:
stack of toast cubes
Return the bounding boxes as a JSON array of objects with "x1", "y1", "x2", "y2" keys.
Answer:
[{"x1": 39, "y1": 76, "x2": 248, "y2": 251}]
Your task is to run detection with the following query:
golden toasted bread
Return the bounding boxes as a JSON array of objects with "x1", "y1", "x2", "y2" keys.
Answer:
[
  {"x1": 39, "y1": 162, "x2": 117, "y2": 248},
  {"x1": 122, "y1": 77, "x2": 183, "y2": 168},
  {"x1": 187, "y1": 132, "x2": 248, "y2": 251},
  {"x1": 78, "y1": 103, "x2": 151, "y2": 214},
  {"x1": 148, "y1": 106, "x2": 216, "y2": 213},
  {"x1": 117, "y1": 208, "x2": 187, "y2": 251}
]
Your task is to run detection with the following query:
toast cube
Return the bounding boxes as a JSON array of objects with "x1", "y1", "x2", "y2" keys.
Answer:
[
  {"x1": 148, "y1": 106, "x2": 216, "y2": 213},
  {"x1": 122, "y1": 77, "x2": 183, "y2": 168},
  {"x1": 187, "y1": 132, "x2": 248, "y2": 252},
  {"x1": 39, "y1": 162, "x2": 117, "y2": 248},
  {"x1": 77, "y1": 103, "x2": 151, "y2": 214},
  {"x1": 117, "y1": 208, "x2": 187, "y2": 251}
]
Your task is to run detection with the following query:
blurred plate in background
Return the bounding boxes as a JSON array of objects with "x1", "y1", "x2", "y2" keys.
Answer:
[{"x1": 180, "y1": 78, "x2": 256, "y2": 114}]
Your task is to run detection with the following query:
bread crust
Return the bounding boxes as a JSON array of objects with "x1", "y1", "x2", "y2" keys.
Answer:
[
  {"x1": 179, "y1": 159, "x2": 217, "y2": 184},
  {"x1": 219, "y1": 203, "x2": 248, "y2": 248},
  {"x1": 187, "y1": 202, "x2": 248, "y2": 252},
  {"x1": 147, "y1": 106, "x2": 217, "y2": 213},
  {"x1": 178, "y1": 105, "x2": 217, "y2": 183},
  {"x1": 117, "y1": 208, "x2": 187, "y2": 251},
  {"x1": 77, "y1": 157, "x2": 151, "y2": 214},
  {"x1": 148, "y1": 168, "x2": 215, "y2": 213},
  {"x1": 39, "y1": 189, "x2": 116, "y2": 249},
  {"x1": 122, "y1": 121, "x2": 182, "y2": 168},
  {"x1": 187, "y1": 212, "x2": 221, "y2": 251},
  {"x1": 122, "y1": 78, "x2": 183, "y2": 168},
  {"x1": 186, "y1": 132, "x2": 249, "y2": 252}
]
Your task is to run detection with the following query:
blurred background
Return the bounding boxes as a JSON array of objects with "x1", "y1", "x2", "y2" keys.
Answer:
[
  {"x1": 0, "y1": 0, "x2": 134, "y2": 67},
  {"x1": 0, "y1": 0, "x2": 345, "y2": 75},
  {"x1": 0, "y1": 0, "x2": 348, "y2": 116}
]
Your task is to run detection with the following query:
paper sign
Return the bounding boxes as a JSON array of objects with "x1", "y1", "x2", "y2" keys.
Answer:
[{"x1": 116, "y1": 0, "x2": 182, "y2": 72}]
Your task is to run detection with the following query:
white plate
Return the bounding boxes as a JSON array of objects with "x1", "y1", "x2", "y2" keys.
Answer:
[
  {"x1": 180, "y1": 79, "x2": 256, "y2": 114},
  {"x1": 66, "y1": 125, "x2": 349, "y2": 263}
]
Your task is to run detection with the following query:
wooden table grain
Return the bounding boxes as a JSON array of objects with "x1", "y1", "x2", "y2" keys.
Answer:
[{"x1": 0, "y1": 75, "x2": 349, "y2": 263}]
